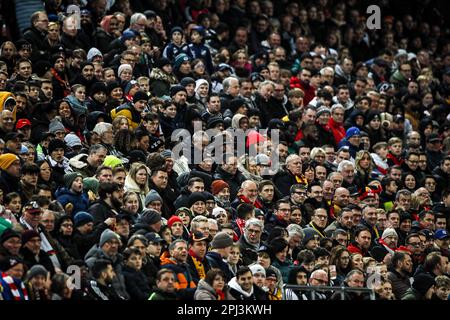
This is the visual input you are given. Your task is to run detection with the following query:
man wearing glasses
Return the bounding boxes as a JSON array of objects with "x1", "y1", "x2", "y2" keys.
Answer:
[{"x1": 305, "y1": 269, "x2": 329, "y2": 300}]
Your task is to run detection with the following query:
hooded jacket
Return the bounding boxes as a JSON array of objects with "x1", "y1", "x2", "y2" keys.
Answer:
[
  {"x1": 84, "y1": 245, "x2": 130, "y2": 300},
  {"x1": 122, "y1": 265, "x2": 152, "y2": 300},
  {"x1": 55, "y1": 187, "x2": 89, "y2": 217},
  {"x1": 68, "y1": 153, "x2": 97, "y2": 178},
  {"x1": 149, "y1": 67, "x2": 179, "y2": 97},
  {"x1": 228, "y1": 277, "x2": 268, "y2": 300}
]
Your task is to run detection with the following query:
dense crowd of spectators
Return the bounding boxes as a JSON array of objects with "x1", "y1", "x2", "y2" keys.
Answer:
[{"x1": 0, "y1": 0, "x2": 449, "y2": 301}]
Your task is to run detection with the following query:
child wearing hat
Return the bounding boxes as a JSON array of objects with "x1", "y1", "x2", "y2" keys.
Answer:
[{"x1": 55, "y1": 172, "x2": 89, "y2": 216}]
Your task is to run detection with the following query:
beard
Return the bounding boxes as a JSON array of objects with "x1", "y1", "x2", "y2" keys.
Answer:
[{"x1": 111, "y1": 196, "x2": 123, "y2": 210}]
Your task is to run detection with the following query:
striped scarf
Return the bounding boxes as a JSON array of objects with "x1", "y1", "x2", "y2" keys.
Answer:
[
  {"x1": 1, "y1": 273, "x2": 29, "y2": 300},
  {"x1": 189, "y1": 250, "x2": 206, "y2": 280}
]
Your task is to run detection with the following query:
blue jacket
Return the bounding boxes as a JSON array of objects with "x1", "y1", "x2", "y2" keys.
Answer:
[
  {"x1": 337, "y1": 138, "x2": 361, "y2": 159},
  {"x1": 188, "y1": 43, "x2": 213, "y2": 74},
  {"x1": 162, "y1": 42, "x2": 193, "y2": 62},
  {"x1": 55, "y1": 187, "x2": 89, "y2": 216}
]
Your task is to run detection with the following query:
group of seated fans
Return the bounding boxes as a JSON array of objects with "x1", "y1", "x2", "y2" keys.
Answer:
[{"x1": 0, "y1": 0, "x2": 450, "y2": 300}]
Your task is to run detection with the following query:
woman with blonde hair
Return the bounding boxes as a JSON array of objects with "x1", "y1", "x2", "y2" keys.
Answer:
[
  {"x1": 125, "y1": 162, "x2": 151, "y2": 209},
  {"x1": 310, "y1": 147, "x2": 326, "y2": 165},
  {"x1": 354, "y1": 150, "x2": 374, "y2": 191}
]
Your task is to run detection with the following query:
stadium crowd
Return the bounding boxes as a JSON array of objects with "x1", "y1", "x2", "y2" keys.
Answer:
[{"x1": 0, "y1": 0, "x2": 449, "y2": 301}]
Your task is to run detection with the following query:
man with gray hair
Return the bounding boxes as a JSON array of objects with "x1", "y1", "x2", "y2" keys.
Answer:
[
  {"x1": 127, "y1": 13, "x2": 147, "y2": 34},
  {"x1": 69, "y1": 144, "x2": 108, "y2": 178},
  {"x1": 287, "y1": 224, "x2": 304, "y2": 260},
  {"x1": 220, "y1": 76, "x2": 240, "y2": 111},
  {"x1": 273, "y1": 154, "x2": 306, "y2": 197},
  {"x1": 337, "y1": 160, "x2": 355, "y2": 188},
  {"x1": 239, "y1": 218, "x2": 264, "y2": 265},
  {"x1": 331, "y1": 269, "x2": 367, "y2": 300}
]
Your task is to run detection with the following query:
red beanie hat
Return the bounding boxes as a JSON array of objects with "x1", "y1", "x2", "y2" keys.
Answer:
[
  {"x1": 211, "y1": 180, "x2": 229, "y2": 195},
  {"x1": 167, "y1": 215, "x2": 183, "y2": 228}
]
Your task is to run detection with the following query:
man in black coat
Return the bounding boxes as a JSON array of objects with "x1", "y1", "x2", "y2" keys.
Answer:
[
  {"x1": 23, "y1": 11, "x2": 50, "y2": 63},
  {"x1": 88, "y1": 182, "x2": 123, "y2": 225},
  {"x1": 148, "y1": 167, "x2": 178, "y2": 219}
]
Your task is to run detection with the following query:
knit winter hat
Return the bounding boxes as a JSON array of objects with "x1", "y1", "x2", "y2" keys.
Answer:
[
  {"x1": 181, "y1": 77, "x2": 196, "y2": 87},
  {"x1": 87, "y1": 47, "x2": 103, "y2": 62},
  {"x1": 64, "y1": 133, "x2": 82, "y2": 148},
  {"x1": 103, "y1": 155, "x2": 123, "y2": 168},
  {"x1": 170, "y1": 84, "x2": 187, "y2": 97},
  {"x1": 47, "y1": 138, "x2": 66, "y2": 154},
  {"x1": 412, "y1": 273, "x2": 436, "y2": 296},
  {"x1": 144, "y1": 189, "x2": 163, "y2": 207},
  {"x1": 249, "y1": 264, "x2": 266, "y2": 276},
  {"x1": 160, "y1": 150, "x2": 173, "y2": 159},
  {"x1": 212, "y1": 207, "x2": 227, "y2": 218},
  {"x1": 174, "y1": 53, "x2": 190, "y2": 70},
  {"x1": 229, "y1": 98, "x2": 247, "y2": 113},
  {"x1": 83, "y1": 177, "x2": 99, "y2": 194},
  {"x1": 207, "y1": 115, "x2": 224, "y2": 129},
  {"x1": 124, "y1": 80, "x2": 139, "y2": 95},
  {"x1": 0, "y1": 153, "x2": 19, "y2": 170},
  {"x1": 381, "y1": 228, "x2": 398, "y2": 240},
  {"x1": 167, "y1": 215, "x2": 183, "y2": 228},
  {"x1": 155, "y1": 57, "x2": 171, "y2": 69},
  {"x1": 64, "y1": 172, "x2": 83, "y2": 189},
  {"x1": 170, "y1": 26, "x2": 184, "y2": 37},
  {"x1": 118, "y1": 64, "x2": 132, "y2": 76},
  {"x1": 0, "y1": 256, "x2": 24, "y2": 272},
  {"x1": 302, "y1": 228, "x2": 320, "y2": 246},
  {"x1": 90, "y1": 81, "x2": 108, "y2": 96},
  {"x1": 0, "y1": 228, "x2": 21, "y2": 245},
  {"x1": 139, "y1": 208, "x2": 161, "y2": 225},
  {"x1": 345, "y1": 127, "x2": 361, "y2": 139},
  {"x1": 25, "y1": 264, "x2": 49, "y2": 281},
  {"x1": 120, "y1": 30, "x2": 136, "y2": 44},
  {"x1": 49, "y1": 119, "x2": 66, "y2": 134},
  {"x1": 73, "y1": 211, "x2": 94, "y2": 227},
  {"x1": 195, "y1": 78, "x2": 209, "y2": 92},
  {"x1": 188, "y1": 192, "x2": 206, "y2": 207},
  {"x1": 211, "y1": 180, "x2": 229, "y2": 195},
  {"x1": 211, "y1": 231, "x2": 233, "y2": 249},
  {"x1": 99, "y1": 229, "x2": 121, "y2": 247},
  {"x1": 21, "y1": 230, "x2": 40, "y2": 245},
  {"x1": 133, "y1": 90, "x2": 148, "y2": 103},
  {"x1": 316, "y1": 106, "x2": 331, "y2": 117}
]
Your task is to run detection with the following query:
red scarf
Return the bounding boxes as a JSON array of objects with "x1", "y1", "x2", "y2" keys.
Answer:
[
  {"x1": 216, "y1": 289, "x2": 225, "y2": 300},
  {"x1": 386, "y1": 153, "x2": 404, "y2": 166},
  {"x1": 238, "y1": 195, "x2": 263, "y2": 210},
  {"x1": 50, "y1": 68, "x2": 70, "y2": 97}
]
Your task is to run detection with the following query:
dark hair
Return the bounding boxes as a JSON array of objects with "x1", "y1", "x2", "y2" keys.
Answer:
[
  {"x1": 4, "y1": 192, "x2": 21, "y2": 204},
  {"x1": 424, "y1": 252, "x2": 443, "y2": 273},
  {"x1": 287, "y1": 266, "x2": 309, "y2": 285},
  {"x1": 204, "y1": 268, "x2": 225, "y2": 286},
  {"x1": 123, "y1": 247, "x2": 142, "y2": 260},
  {"x1": 297, "y1": 249, "x2": 315, "y2": 264},
  {"x1": 91, "y1": 259, "x2": 112, "y2": 279},
  {"x1": 390, "y1": 252, "x2": 408, "y2": 269},
  {"x1": 236, "y1": 266, "x2": 252, "y2": 278},
  {"x1": 236, "y1": 203, "x2": 254, "y2": 219},
  {"x1": 98, "y1": 182, "x2": 121, "y2": 199}
]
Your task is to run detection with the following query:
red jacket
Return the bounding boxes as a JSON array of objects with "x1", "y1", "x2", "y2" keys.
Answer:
[{"x1": 328, "y1": 117, "x2": 345, "y2": 145}]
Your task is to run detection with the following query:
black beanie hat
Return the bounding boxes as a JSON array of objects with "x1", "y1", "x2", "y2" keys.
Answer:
[
  {"x1": 269, "y1": 237, "x2": 288, "y2": 255},
  {"x1": 229, "y1": 98, "x2": 247, "y2": 113},
  {"x1": 188, "y1": 192, "x2": 206, "y2": 207},
  {"x1": 47, "y1": 138, "x2": 66, "y2": 154},
  {"x1": 0, "y1": 228, "x2": 21, "y2": 245},
  {"x1": 170, "y1": 85, "x2": 187, "y2": 97},
  {"x1": 90, "y1": 82, "x2": 108, "y2": 96},
  {"x1": 133, "y1": 90, "x2": 149, "y2": 103},
  {"x1": 180, "y1": 77, "x2": 196, "y2": 87},
  {"x1": 412, "y1": 273, "x2": 436, "y2": 296},
  {"x1": 107, "y1": 81, "x2": 122, "y2": 94},
  {"x1": 155, "y1": 58, "x2": 171, "y2": 69}
]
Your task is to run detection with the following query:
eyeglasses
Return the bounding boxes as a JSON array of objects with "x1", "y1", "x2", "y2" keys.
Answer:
[{"x1": 314, "y1": 215, "x2": 328, "y2": 220}]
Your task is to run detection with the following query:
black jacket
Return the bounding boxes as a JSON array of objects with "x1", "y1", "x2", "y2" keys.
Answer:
[
  {"x1": 72, "y1": 223, "x2": 109, "y2": 259},
  {"x1": 238, "y1": 236, "x2": 259, "y2": 266},
  {"x1": 20, "y1": 247, "x2": 56, "y2": 276},
  {"x1": 23, "y1": 26, "x2": 49, "y2": 62},
  {"x1": 272, "y1": 169, "x2": 297, "y2": 198},
  {"x1": 86, "y1": 280, "x2": 124, "y2": 300},
  {"x1": 88, "y1": 199, "x2": 118, "y2": 226},
  {"x1": 0, "y1": 170, "x2": 20, "y2": 198},
  {"x1": 122, "y1": 265, "x2": 152, "y2": 300}
]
